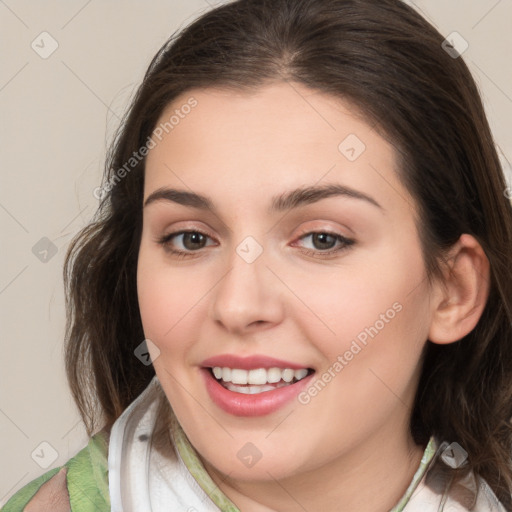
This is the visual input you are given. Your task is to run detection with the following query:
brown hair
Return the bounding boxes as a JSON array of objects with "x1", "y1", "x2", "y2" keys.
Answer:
[{"x1": 63, "y1": 0, "x2": 512, "y2": 505}]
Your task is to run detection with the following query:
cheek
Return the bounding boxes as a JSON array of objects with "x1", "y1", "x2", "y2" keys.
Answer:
[
  {"x1": 291, "y1": 251, "x2": 430, "y2": 448},
  {"x1": 136, "y1": 247, "x2": 208, "y2": 354},
  {"x1": 291, "y1": 234, "x2": 430, "y2": 370}
]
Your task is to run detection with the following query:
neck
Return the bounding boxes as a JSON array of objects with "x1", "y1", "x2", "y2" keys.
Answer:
[{"x1": 203, "y1": 423, "x2": 426, "y2": 512}]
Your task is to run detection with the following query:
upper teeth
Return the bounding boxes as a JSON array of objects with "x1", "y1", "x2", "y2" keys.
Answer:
[{"x1": 212, "y1": 367, "x2": 309, "y2": 385}]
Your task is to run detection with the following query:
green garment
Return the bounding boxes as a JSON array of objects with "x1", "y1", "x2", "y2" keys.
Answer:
[{"x1": 1, "y1": 430, "x2": 110, "y2": 512}]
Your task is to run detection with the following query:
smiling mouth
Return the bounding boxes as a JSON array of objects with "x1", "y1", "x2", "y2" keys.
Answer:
[{"x1": 208, "y1": 366, "x2": 315, "y2": 395}]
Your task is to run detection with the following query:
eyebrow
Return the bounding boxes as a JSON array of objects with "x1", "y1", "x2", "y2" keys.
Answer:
[{"x1": 143, "y1": 183, "x2": 383, "y2": 213}]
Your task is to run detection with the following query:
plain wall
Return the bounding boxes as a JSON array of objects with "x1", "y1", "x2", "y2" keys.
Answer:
[{"x1": 1, "y1": 0, "x2": 511, "y2": 505}]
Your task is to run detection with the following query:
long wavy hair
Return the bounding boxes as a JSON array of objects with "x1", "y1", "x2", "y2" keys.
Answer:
[{"x1": 63, "y1": 0, "x2": 512, "y2": 505}]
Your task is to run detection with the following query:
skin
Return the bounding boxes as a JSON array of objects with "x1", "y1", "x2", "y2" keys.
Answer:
[
  {"x1": 135, "y1": 81, "x2": 490, "y2": 512},
  {"x1": 24, "y1": 467, "x2": 70, "y2": 511}
]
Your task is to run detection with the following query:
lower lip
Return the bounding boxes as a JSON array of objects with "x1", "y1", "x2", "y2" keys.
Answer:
[{"x1": 201, "y1": 368, "x2": 314, "y2": 417}]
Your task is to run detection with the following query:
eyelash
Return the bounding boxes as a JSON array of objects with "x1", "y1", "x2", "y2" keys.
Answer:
[{"x1": 156, "y1": 229, "x2": 355, "y2": 260}]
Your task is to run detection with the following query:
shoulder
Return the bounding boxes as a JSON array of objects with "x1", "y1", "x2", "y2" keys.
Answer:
[
  {"x1": 1, "y1": 431, "x2": 110, "y2": 512},
  {"x1": 472, "y1": 476, "x2": 508, "y2": 512},
  {"x1": 437, "y1": 475, "x2": 508, "y2": 511},
  {"x1": 1, "y1": 466, "x2": 66, "y2": 512},
  {"x1": 437, "y1": 459, "x2": 508, "y2": 511},
  {"x1": 405, "y1": 438, "x2": 508, "y2": 512},
  {"x1": 22, "y1": 468, "x2": 70, "y2": 512}
]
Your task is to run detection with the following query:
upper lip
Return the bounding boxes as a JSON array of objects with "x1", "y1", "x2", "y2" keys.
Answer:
[{"x1": 201, "y1": 354, "x2": 311, "y2": 370}]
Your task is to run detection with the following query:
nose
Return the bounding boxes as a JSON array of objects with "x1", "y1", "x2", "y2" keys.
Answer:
[{"x1": 210, "y1": 238, "x2": 285, "y2": 335}]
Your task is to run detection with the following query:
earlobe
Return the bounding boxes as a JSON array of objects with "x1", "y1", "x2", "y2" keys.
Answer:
[{"x1": 428, "y1": 234, "x2": 490, "y2": 345}]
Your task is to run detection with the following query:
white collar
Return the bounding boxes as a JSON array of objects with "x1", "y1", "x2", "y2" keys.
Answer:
[{"x1": 108, "y1": 375, "x2": 222, "y2": 512}]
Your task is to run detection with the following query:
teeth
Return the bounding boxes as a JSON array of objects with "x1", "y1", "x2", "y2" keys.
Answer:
[
  {"x1": 222, "y1": 367, "x2": 231, "y2": 382},
  {"x1": 225, "y1": 383, "x2": 278, "y2": 394},
  {"x1": 231, "y1": 369, "x2": 248, "y2": 385},
  {"x1": 211, "y1": 366, "x2": 310, "y2": 386},
  {"x1": 267, "y1": 367, "x2": 282, "y2": 383},
  {"x1": 294, "y1": 368, "x2": 308, "y2": 380},
  {"x1": 282, "y1": 369, "x2": 294, "y2": 383},
  {"x1": 248, "y1": 368, "x2": 267, "y2": 385}
]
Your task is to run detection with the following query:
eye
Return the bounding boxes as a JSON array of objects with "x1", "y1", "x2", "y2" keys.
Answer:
[
  {"x1": 293, "y1": 231, "x2": 355, "y2": 258},
  {"x1": 156, "y1": 229, "x2": 355, "y2": 260},
  {"x1": 156, "y1": 230, "x2": 216, "y2": 258}
]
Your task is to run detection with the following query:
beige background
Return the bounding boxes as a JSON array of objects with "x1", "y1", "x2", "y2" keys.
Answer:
[{"x1": 1, "y1": 0, "x2": 511, "y2": 504}]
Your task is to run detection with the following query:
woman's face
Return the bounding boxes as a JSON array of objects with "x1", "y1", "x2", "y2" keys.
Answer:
[{"x1": 137, "y1": 82, "x2": 434, "y2": 481}]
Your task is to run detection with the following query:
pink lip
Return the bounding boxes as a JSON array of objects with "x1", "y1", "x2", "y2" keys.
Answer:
[
  {"x1": 201, "y1": 354, "x2": 310, "y2": 370},
  {"x1": 201, "y1": 367, "x2": 315, "y2": 417}
]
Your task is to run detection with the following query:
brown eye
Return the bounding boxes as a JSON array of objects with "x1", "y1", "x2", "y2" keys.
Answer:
[
  {"x1": 157, "y1": 230, "x2": 215, "y2": 257},
  {"x1": 294, "y1": 231, "x2": 355, "y2": 259},
  {"x1": 310, "y1": 232, "x2": 337, "y2": 250},
  {"x1": 179, "y1": 231, "x2": 208, "y2": 250}
]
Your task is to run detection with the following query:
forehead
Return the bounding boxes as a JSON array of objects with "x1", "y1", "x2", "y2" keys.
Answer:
[
  {"x1": 143, "y1": 82, "x2": 413, "y2": 216},
  {"x1": 149, "y1": 82, "x2": 387, "y2": 160}
]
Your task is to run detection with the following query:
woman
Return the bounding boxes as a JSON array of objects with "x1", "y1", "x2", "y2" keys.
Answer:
[{"x1": 4, "y1": 0, "x2": 511, "y2": 510}]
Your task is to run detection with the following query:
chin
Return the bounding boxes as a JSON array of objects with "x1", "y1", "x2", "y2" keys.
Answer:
[{"x1": 200, "y1": 442, "x2": 308, "y2": 483}]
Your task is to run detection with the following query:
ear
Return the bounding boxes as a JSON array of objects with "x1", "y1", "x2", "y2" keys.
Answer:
[{"x1": 428, "y1": 234, "x2": 490, "y2": 345}]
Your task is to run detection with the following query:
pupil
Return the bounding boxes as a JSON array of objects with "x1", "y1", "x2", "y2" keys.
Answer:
[
  {"x1": 314, "y1": 233, "x2": 335, "y2": 250},
  {"x1": 184, "y1": 232, "x2": 205, "y2": 250}
]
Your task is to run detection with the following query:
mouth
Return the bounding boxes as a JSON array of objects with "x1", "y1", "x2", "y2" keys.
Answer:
[
  {"x1": 208, "y1": 366, "x2": 314, "y2": 395},
  {"x1": 200, "y1": 355, "x2": 316, "y2": 416}
]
